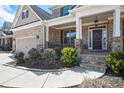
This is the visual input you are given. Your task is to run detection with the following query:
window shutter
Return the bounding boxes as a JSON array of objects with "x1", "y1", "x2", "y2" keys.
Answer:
[{"x1": 26, "y1": 10, "x2": 29, "y2": 18}]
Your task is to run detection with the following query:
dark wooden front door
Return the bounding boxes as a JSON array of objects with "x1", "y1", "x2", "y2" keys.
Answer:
[{"x1": 93, "y1": 29, "x2": 102, "y2": 50}]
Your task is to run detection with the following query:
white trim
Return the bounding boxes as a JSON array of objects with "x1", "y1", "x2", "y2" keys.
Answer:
[
  {"x1": 53, "y1": 20, "x2": 108, "y2": 30},
  {"x1": 42, "y1": 25, "x2": 45, "y2": 48},
  {"x1": 13, "y1": 6, "x2": 24, "y2": 27},
  {"x1": 46, "y1": 26, "x2": 49, "y2": 42},
  {"x1": 45, "y1": 15, "x2": 75, "y2": 26},
  {"x1": 113, "y1": 5, "x2": 121, "y2": 37},
  {"x1": 12, "y1": 21, "x2": 43, "y2": 32},
  {"x1": 88, "y1": 30, "x2": 93, "y2": 50},
  {"x1": 102, "y1": 30, "x2": 107, "y2": 50},
  {"x1": 75, "y1": 6, "x2": 116, "y2": 18},
  {"x1": 1, "y1": 35, "x2": 13, "y2": 38},
  {"x1": 76, "y1": 17, "x2": 82, "y2": 39},
  {"x1": 88, "y1": 24, "x2": 107, "y2": 51}
]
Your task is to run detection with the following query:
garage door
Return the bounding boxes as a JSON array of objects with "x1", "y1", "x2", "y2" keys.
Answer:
[{"x1": 16, "y1": 36, "x2": 37, "y2": 55}]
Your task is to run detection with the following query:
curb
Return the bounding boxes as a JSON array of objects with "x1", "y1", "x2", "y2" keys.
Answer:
[{"x1": 3, "y1": 63, "x2": 75, "y2": 72}]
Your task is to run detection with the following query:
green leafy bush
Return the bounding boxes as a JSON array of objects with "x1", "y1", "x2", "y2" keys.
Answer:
[
  {"x1": 42, "y1": 48, "x2": 56, "y2": 64},
  {"x1": 28, "y1": 48, "x2": 41, "y2": 65},
  {"x1": 60, "y1": 47, "x2": 78, "y2": 67},
  {"x1": 105, "y1": 51, "x2": 124, "y2": 75},
  {"x1": 15, "y1": 52, "x2": 24, "y2": 64}
]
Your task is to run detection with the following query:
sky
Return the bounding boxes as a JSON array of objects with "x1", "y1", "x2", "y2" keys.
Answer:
[{"x1": 0, "y1": 5, "x2": 51, "y2": 28}]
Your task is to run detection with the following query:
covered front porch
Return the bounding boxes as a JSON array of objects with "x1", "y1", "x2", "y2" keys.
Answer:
[
  {"x1": 45, "y1": 5, "x2": 123, "y2": 53},
  {"x1": 0, "y1": 35, "x2": 13, "y2": 51}
]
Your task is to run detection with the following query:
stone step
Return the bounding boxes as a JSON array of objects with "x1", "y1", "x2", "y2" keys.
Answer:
[
  {"x1": 79, "y1": 53, "x2": 107, "y2": 72},
  {"x1": 80, "y1": 64, "x2": 106, "y2": 72}
]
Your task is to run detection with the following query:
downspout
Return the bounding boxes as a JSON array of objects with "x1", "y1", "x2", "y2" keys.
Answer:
[{"x1": 42, "y1": 21, "x2": 47, "y2": 49}]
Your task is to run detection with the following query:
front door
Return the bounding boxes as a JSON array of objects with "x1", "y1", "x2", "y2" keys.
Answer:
[{"x1": 93, "y1": 29, "x2": 102, "y2": 50}]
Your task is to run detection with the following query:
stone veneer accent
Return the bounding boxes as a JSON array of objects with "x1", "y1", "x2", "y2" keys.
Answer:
[
  {"x1": 80, "y1": 53, "x2": 107, "y2": 72},
  {"x1": 112, "y1": 36, "x2": 123, "y2": 51},
  {"x1": 74, "y1": 39, "x2": 83, "y2": 54}
]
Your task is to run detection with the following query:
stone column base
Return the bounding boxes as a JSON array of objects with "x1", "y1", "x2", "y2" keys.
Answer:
[
  {"x1": 74, "y1": 39, "x2": 83, "y2": 54},
  {"x1": 112, "y1": 37, "x2": 123, "y2": 51}
]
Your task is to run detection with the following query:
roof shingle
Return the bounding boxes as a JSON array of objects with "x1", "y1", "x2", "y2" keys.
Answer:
[{"x1": 30, "y1": 5, "x2": 51, "y2": 20}]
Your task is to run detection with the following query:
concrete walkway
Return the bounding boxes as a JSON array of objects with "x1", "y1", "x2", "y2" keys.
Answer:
[{"x1": 0, "y1": 53, "x2": 105, "y2": 88}]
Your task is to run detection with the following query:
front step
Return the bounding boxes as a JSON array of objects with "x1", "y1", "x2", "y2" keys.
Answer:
[{"x1": 79, "y1": 53, "x2": 108, "y2": 72}]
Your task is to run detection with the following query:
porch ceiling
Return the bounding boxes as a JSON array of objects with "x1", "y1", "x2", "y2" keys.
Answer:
[{"x1": 82, "y1": 11, "x2": 113, "y2": 24}]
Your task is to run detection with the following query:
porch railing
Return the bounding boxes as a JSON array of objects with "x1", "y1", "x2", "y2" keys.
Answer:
[{"x1": 48, "y1": 43, "x2": 75, "y2": 48}]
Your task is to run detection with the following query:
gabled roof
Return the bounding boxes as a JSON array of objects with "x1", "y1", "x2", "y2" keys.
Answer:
[
  {"x1": 30, "y1": 5, "x2": 51, "y2": 20},
  {"x1": 13, "y1": 5, "x2": 52, "y2": 28},
  {"x1": 2, "y1": 21, "x2": 12, "y2": 30}
]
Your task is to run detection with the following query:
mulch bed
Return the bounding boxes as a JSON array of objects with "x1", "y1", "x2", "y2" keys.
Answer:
[
  {"x1": 69, "y1": 70, "x2": 124, "y2": 88},
  {"x1": 7, "y1": 60, "x2": 71, "y2": 69}
]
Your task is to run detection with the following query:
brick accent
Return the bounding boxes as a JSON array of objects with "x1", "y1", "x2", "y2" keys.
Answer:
[
  {"x1": 49, "y1": 27, "x2": 61, "y2": 46},
  {"x1": 13, "y1": 25, "x2": 44, "y2": 53}
]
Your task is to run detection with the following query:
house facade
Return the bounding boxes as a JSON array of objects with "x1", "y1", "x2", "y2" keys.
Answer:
[
  {"x1": 0, "y1": 21, "x2": 13, "y2": 50},
  {"x1": 12, "y1": 5, "x2": 124, "y2": 54}
]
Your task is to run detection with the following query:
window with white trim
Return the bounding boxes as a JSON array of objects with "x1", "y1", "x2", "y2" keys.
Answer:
[{"x1": 22, "y1": 10, "x2": 29, "y2": 19}]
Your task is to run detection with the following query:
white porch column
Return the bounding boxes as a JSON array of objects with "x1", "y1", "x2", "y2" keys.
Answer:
[
  {"x1": 46, "y1": 26, "x2": 49, "y2": 42},
  {"x1": 75, "y1": 17, "x2": 83, "y2": 54},
  {"x1": 76, "y1": 17, "x2": 82, "y2": 39},
  {"x1": 112, "y1": 5, "x2": 122, "y2": 51},
  {"x1": 113, "y1": 5, "x2": 121, "y2": 37},
  {"x1": 1, "y1": 38, "x2": 3, "y2": 46},
  {"x1": 42, "y1": 25, "x2": 45, "y2": 48},
  {"x1": 45, "y1": 26, "x2": 49, "y2": 48}
]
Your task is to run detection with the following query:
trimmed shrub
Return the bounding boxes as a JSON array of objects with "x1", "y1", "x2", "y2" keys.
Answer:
[
  {"x1": 42, "y1": 48, "x2": 56, "y2": 64},
  {"x1": 60, "y1": 47, "x2": 78, "y2": 67},
  {"x1": 28, "y1": 48, "x2": 41, "y2": 65},
  {"x1": 54, "y1": 47, "x2": 62, "y2": 59},
  {"x1": 105, "y1": 51, "x2": 124, "y2": 75},
  {"x1": 15, "y1": 52, "x2": 24, "y2": 64}
]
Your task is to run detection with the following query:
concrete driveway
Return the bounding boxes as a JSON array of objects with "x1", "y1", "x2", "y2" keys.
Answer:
[
  {"x1": 0, "y1": 53, "x2": 15, "y2": 65},
  {"x1": 0, "y1": 53, "x2": 105, "y2": 88}
]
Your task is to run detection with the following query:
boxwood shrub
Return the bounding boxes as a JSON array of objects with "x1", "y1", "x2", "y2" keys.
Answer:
[
  {"x1": 15, "y1": 52, "x2": 24, "y2": 64},
  {"x1": 105, "y1": 51, "x2": 124, "y2": 76},
  {"x1": 60, "y1": 47, "x2": 79, "y2": 67},
  {"x1": 28, "y1": 48, "x2": 41, "y2": 65},
  {"x1": 42, "y1": 48, "x2": 56, "y2": 64}
]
